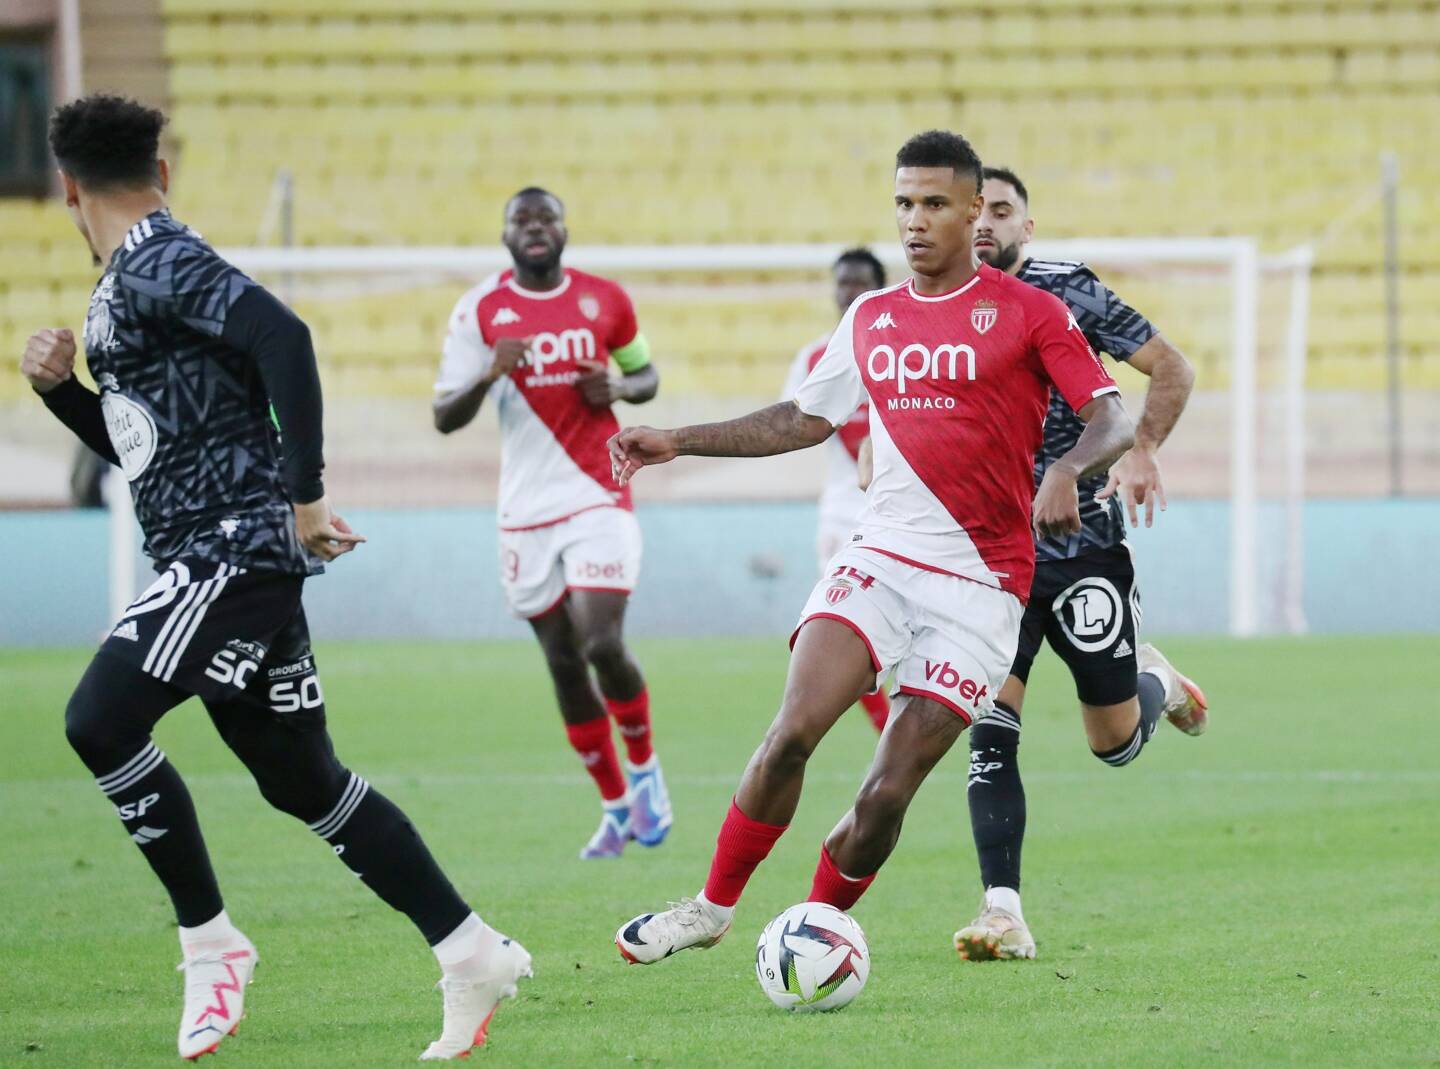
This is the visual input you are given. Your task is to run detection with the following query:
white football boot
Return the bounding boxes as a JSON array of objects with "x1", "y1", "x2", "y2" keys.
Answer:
[
  {"x1": 419, "y1": 934, "x2": 533, "y2": 1060},
  {"x1": 1137, "y1": 643, "x2": 1210, "y2": 736},
  {"x1": 177, "y1": 935, "x2": 258, "y2": 1060},
  {"x1": 616, "y1": 896, "x2": 731, "y2": 964},
  {"x1": 953, "y1": 900, "x2": 1037, "y2": 961}
]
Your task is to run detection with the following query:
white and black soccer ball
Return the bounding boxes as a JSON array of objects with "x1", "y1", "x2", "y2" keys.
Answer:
[{"x1": 755, "y1": 902, "x2": 870, "y2": 1012}]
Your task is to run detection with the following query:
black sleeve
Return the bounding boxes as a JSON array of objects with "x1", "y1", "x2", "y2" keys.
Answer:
[
  {"x1": 40, "y1": 377, "x2": 120, "y2": 466},
  {"x1": 221, "y1": 286, "x2": 326, "y2": 504}
]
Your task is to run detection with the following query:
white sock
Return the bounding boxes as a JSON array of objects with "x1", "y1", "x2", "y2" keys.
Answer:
[
  {"x1": 432, "y1": 912, "x2": 499, "y2": 976},
  {"x1": 985, "y1": 886, "x2": 1024, "y2": 922},
  {"x1": 603, "y1": 793, "x2": 632, "y2": 814},
  {"x1": 626, "y1": 754, "x2": 658, "y2": 774},
  {"x1": 695, "y1": 891, "x2": 735, "y2": 924},
  {"x1": 178, "y1": 909, "x2": 241, "y2": 957}
]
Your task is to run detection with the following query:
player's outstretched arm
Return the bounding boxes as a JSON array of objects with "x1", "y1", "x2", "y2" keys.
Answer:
[
  {"x1": 1033, "y1": 393, "x2": 1135, "y2": 540},
  {"x1": 1097, "y1": 334, "x2": 1195, "y2": 527},
  {"x1": 607, "y1": 400, "x2": 833, "y2": 486},
  {"x1": 22, "y1": 328, "x2": 120, "y2": 465}
]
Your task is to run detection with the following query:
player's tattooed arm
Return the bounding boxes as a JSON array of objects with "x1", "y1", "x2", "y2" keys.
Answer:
[
  {"x1": 1098, "y1": 334, "x2": 1195, "y2": 527},
  {"x1": 607, "y1": 401, "x2": 833, "y2": 485},
  {"x1": 1032, "y1": 393, "x2": 1135, "y2": 540}
]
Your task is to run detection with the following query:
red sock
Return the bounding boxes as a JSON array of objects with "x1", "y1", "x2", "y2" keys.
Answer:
[
  {"x1": 702, "y1": 798, "x2": 788, "y2": 908},
  {"x1": 808, "y1": 844, "x2": 876, "y2": 910},
  {"x1": 858, "y1": 691, "x2": 890, "y2": 733},
  {"x1": 606, "y1": 688, "x2": 653, "y2": 765},
  {"x1": 565, "y1": 717, "x2": 627, "y2": 803}
]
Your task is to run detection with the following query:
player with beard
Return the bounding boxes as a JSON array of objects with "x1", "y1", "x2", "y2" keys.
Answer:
[
  {"x1": 608, "y1": 130, "x2": 1135, "y2": 965},
  {"x1": 953, "y1": 166, "x2": 1210, "y2": 962},
  {"x1": 781, "y1": 247, "x2": 892, "y2": 732},
  {"x1": 23, "y1": 95, "x2": 530, "y2": 1061},
  {"x1": 433, "y1": 188, "x2": 670, "y2": 860}
]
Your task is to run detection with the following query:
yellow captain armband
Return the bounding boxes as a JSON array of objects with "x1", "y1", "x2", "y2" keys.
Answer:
[{"x1": 610, "y1": 333, "x2": 652, "y2": 373}]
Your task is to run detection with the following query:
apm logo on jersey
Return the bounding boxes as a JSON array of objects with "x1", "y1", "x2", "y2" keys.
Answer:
[
  {"x1": 522, "y1": 328, "x2": 598, "y2": 387},
  {"x1": 866, "y1": 341, "x2": 977, "y2": 409}
]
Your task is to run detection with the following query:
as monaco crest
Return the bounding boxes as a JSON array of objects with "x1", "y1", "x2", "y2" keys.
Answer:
[
  {"x1": 579, "y1": 295, "x2": 601, "y2": 321},
  {"x1": 826, "y1": 580, "x2": 853, "y2": 605},
  {"x1": 971, "y1": 299, "x2": 998, "y2": 335}
]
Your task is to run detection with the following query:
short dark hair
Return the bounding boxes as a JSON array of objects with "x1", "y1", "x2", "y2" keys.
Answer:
[
  {"x1": 49, "y1": 94, "x2": 166, "y2": 191},
  {"x1": 506, "y1": 186, "x2": 563, "y2": 215},
  {"x1": 895, "y1": 130, "x2": 983, "y2": 192},
  {"x1": 982, "y1": 166, "x2": 1029, "y2": 206},
  {"x1": 834, "y1": 247, "x2": 886, "y2": 289}
]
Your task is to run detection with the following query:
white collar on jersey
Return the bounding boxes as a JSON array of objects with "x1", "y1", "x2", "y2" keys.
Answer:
[
  {"x1": 904, "y1": 269, "x2": 986, "y2": 303},
  {"x1": 506, "y1": 272, "x2": 572, "y2": 300}
]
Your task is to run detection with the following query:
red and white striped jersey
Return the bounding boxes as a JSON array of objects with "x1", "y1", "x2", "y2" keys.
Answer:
[
  {"x1": 436, "y1": 268, "x2": 640, "y2": 530},
  {"x1": 782, "y1": 331, "x2": 870, "y2": 532},
  {"x1": 793, "y1": 263, "x2": 1119, "y2": 601}
]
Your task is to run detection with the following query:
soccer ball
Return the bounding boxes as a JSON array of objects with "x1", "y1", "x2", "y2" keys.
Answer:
[{"x1": 754, "y1": 902, "x2": 870, "y2": 1012}]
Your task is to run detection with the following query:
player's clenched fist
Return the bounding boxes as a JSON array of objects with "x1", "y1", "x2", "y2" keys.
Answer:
[
  {"x1": 485, "y1": 336, "x2": 532, "y2": 383},
  {"x1": 21, "y1": 328, "x2": 78, "y2": 394},
  {"x1": 607, "y1": 426, "x2": 678, "y2": 486},
  {"x1": 1031, "y1": 465, "x2": 1082, "y2": 540}
]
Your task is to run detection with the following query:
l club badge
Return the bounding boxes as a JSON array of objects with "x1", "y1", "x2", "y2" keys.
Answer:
[
  {"x1": 971, "y1": 299, "x2": 998, "y2": 335},
  {"x1": 826, "y1": 580, "x2": 853, "y2": 605}
]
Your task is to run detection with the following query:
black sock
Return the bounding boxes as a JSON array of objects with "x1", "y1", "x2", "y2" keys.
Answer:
[
  {"x1": 967, "y1": 702, "x2": 1025, "y2": 892},
  {"x1": 1137, "y1": 670, "x2": 1166, "y2": 741},
  {"x1": 93, "y1": 743, "x2": 224, "y2": 927},
  {"x1": 309, "y1": 773, "x2": 472, "y2": 945}
]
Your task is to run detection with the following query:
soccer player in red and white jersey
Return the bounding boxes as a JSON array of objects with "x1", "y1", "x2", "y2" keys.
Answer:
[
  {"x1": 433, "y1": 187, "x2": 671, "y2": 860},
  {"x1": 610, "y1": 131, "x2": 1136, "y2": 963},
  {"x1": 781, "y1": 247, "x2": 892, "y2": 733}
]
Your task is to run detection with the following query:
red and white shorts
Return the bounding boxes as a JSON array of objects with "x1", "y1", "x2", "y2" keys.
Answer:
[
  {"x1": 792, "y1": 545, "x2": 1022, "y2": 724},
  {"x1": 498, "y1": 506, "x2": 642, "y2": 619}
]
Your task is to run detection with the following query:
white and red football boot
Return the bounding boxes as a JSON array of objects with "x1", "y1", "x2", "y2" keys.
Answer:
[{"x1": 177, "y1": 934, "x2": 257, "y2": 1060}]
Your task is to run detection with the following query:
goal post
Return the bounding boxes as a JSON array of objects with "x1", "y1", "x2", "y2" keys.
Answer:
[{"x1": 106, "y1": 239, "x2": 1313, "y2": 638}]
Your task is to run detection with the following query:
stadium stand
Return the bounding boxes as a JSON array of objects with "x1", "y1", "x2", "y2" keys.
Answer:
[{"x1": 1, "y1": 0, "x2": 1436, "y2": 404}]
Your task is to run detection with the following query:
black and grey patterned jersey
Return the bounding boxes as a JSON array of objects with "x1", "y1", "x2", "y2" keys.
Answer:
[
  {"x1": 1019, "y1": 258, "x2": 1157, "y2": 562},
  {"x1": 83, "y1": 210, "x2": 315, "y2": 575}
]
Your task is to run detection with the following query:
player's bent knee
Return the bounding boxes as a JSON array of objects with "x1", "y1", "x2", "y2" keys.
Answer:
[
  {"x1": 756, "y1": 724, "x2": 816, "y2": 779},
  {"x1": 579, "y1": 631, "x2": 627, "y2": 672},
  {"x1": 853, "y1": 776, "x2": 909, "y2": 831},
  {"x1": 64, "y1": 689, "x2": 132, "y2": 767}
]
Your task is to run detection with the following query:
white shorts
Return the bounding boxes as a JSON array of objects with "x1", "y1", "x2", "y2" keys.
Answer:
[
  {"x1": 792, "y1": 545, "x2": 1023, "y2": 724},
  {"x1": 815, "y1": 521, "x2": 853, "y2": 576},
  {"x1": 498, "y1": 506, "x2": 642, "y2": 619}
]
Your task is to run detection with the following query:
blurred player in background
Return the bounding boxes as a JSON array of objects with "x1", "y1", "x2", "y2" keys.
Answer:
[
  {"x1": 781, "y1": 247, "x2": 891, "y2": 733},
  {"x1": 610, "y1": 130, "x2": 1136, "y2": 965},
  {"x1": 433, "y1": 188, "x2": 670, "y2": 860},
  {"x1": 24, "y1": 95, "x2": 529, "y2": 1062},
  {"x1": 953, "y1": 166, "x2": 1210, "y2": 962}
]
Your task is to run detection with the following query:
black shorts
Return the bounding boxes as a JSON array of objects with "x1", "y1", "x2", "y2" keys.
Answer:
[
  {"x1": 1010, "y1": 545, "x2": 1141, "y2": 706},
  {"x1": 100, "y1": 559, "x2": 323, "y2": 716}
]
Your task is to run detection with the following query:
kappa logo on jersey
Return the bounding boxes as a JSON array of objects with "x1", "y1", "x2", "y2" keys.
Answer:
[
  {"x1": 868, "y1": 312, "x2": 897, "y2": 330},
  {"x1": 111, "y1": 619, "x2": 140, "y2": 642},
  {"x1": 218, "y1": 516, "x2": 240, "y2": 539},
  {"x1": 971, "y1": 299, "x2": 998, "y2": 335},
  {"x1": 867, "y1": 341, "x2": 977, "y2": 396},
  {"x1": 923, "y1": 660, "x2": 990, "y2": 708},
  {"x1": 491, "y1": 307, "x2": 522, "y2": 326}
]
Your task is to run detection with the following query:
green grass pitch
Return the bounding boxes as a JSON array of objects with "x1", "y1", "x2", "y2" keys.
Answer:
[{"x1": 2, "y1": 636, "x2": 1437, "y2": 1067}]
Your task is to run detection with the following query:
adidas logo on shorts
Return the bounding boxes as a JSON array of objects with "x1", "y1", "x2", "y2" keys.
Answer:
[
  {"x1": 1113, "y1": 638, "x2": 1133, "y2": 658},
  {"x1": 111, "y1": 620, "x2": 140, "y2": 642}
]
